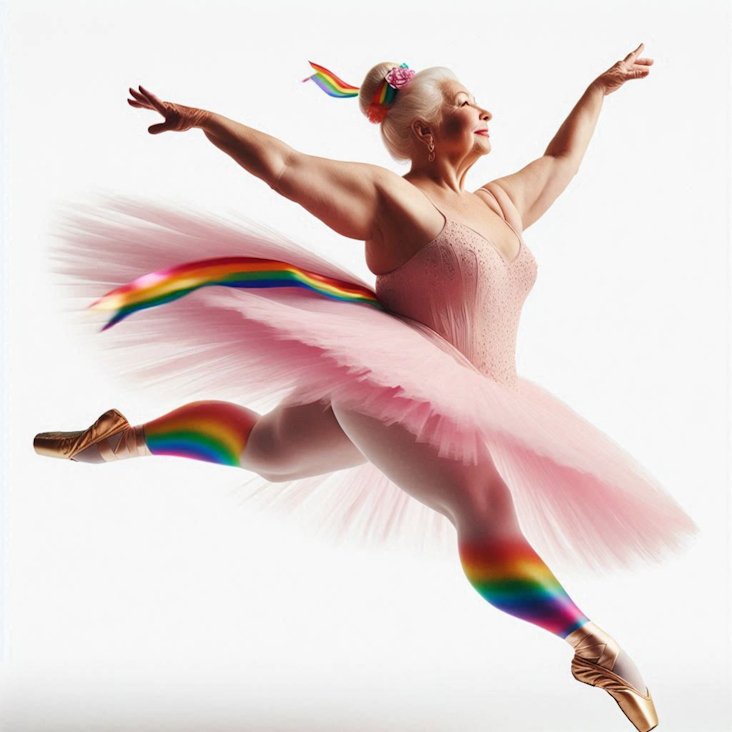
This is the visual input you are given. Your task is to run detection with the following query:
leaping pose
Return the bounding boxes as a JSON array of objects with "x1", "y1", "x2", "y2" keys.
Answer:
[{"x1": 36, "y1": 44, "x2": 695, "y2": 732}]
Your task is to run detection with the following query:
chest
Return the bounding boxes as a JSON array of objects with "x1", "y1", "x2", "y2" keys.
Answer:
[
  {"x1": 375, "y1": 225, "x2": 538, "y2": 306},
  {"x1": 367, "y1": 195, "x2": 523, "y2": 276}
]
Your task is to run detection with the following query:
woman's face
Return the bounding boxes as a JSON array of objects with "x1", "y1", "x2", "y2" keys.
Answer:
[{"x1": 432, "y1": 80, "x2": 492, "y2": 159}]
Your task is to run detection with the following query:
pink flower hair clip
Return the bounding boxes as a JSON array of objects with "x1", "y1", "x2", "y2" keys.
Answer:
[{"x1": 385, "y1": 64, "x2": 416, "y2": 89}]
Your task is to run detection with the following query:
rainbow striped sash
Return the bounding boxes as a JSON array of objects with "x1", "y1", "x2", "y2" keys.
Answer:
[{"x1": 89, "y1": 255, "x2": 384, "y2": 331}]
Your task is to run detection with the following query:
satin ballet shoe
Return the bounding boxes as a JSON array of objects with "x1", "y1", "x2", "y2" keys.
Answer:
[
  {"x1": 34, "y1": 408, "x2": 150, "y2": 462},
  {"x1": 565, "y1": 621, "x2": 658, "y2": 732}
]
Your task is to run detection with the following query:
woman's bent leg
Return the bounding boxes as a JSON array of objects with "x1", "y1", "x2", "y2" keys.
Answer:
[
  {"x1": 330, "y1": 403, "x2": 648, "y2": 693},
  {"x1": 329, "y1": 403, "x2": 589, "y2": 637}
]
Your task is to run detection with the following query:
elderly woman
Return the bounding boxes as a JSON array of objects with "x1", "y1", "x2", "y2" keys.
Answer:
[{"x1": 35, "y1": 44, "x2": 695, "y2": 731}]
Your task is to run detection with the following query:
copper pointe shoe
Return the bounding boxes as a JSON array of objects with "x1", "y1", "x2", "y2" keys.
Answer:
[
  {"x1": 33, "y1": 408, "x2": 147, "y2": 462},
  {"x1": 565, "y1": 621, "x2": 658, "y2": 732}
]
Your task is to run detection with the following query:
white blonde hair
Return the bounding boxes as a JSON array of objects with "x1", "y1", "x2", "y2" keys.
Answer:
[{"x1": 358, "y1": 63, "x2": 459, "y2": 164}]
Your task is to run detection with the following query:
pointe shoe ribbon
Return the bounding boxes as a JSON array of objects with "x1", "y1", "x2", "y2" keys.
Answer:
[
  {"x1": 96, "y1": 421, "x2": 150, "y2": 461},
  {"x1": 565, "y1": 622, "x2": 658, "y2": 732},
  {"x1": 34, "y1": 409, "x2": 134, "y2": 461}
]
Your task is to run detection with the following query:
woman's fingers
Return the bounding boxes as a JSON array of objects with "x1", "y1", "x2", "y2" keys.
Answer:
[
  {"x1": 625, "y1": 42, "x2": 644, "y2": 63},
  {"x1": 127, "y1": 83, "x2": 175, "y2": 132},
  {"x1": 135, "y1": 85, "x2": 162, "y2": 112},
  {"x1": 128, "y1": 84, "x2": 196, "y2": 133},
  {"x1": 137, "y1": 85, "x2": 168, "y2": 115},
  {"x1": 128, "y1": 87, "x2": 155, "y2": 111},
  {"x1": 147, "y1": 122, "x2": 172, "y2": 135},
  {"x1": 128, "y1": 87, "x2": 150, "y2": 104}
]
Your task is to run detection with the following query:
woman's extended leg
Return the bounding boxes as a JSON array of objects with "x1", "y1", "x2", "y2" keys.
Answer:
[
  {"x1": 142, "y1": 399, "x2": 368, "y2": 479},
  {"x1": 37, "y1": 399, "x2": 367, "y2": 480},
  {"x1": 329, "y1": 403, "x2": 648, "y2": 694}
]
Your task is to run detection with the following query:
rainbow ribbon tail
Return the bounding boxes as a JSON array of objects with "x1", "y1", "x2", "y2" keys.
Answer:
[
  {"x1": 301, "y1": 60, "x2": 360, "y2": 98},
  {"x1": 87, "y1": 255, "x2": 384, "y2": 332}
]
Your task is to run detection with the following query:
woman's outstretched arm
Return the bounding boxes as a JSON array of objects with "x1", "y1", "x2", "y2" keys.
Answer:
[
  {"x1": 128, "y1": 85, "x2": 388, "y2": 241},
  {"x1": 199, "y1": 112, "x2": 295, "y2": 191},
  {"x1": 544, "y1": 41, "x2": 654, "y2": 165},
  {"x1": 542, "y1": 81, "x2": 606, "y2": 169},
  {"x1": 128, "y1": 85, "x2": 295, "y2": 190},
  {"x1": 476, "y1": 43, "x2": 653, "y2": 230}
]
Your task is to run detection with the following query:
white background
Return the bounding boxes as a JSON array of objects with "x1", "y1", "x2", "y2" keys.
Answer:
[{"x1": 1, "y1": 0, "x2": 730, "y2": 730}]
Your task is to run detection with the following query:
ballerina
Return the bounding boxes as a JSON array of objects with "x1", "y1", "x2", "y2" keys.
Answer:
[{"x1": 35, "y1": 43, "x2": 696, "y2": 731}]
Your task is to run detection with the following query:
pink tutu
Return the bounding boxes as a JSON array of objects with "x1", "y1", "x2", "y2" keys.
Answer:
[{"x1": 46, "y1": 193, "x2": 699, "y2": 574}]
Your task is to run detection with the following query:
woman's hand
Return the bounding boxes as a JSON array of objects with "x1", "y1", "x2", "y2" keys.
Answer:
[
  {"x1": 593, "y1": 43, "x2": 654, "y2": 96},
  {"x1": 127, "y1": 85, "x2": 211, "y2": 134}
]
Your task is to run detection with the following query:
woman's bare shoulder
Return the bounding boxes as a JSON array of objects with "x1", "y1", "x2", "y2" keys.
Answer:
[{"x1": 366, "y1": 174, "x2": 446, "y2": 275}]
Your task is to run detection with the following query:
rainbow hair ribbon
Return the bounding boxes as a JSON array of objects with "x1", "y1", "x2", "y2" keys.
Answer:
[
  {"x1": 302, "y1": 61, "x2": 414, "y2": 123},
  {"x1": 88, "y1": 255, "x2": 384, "y2": 331},
  {"x1": 301, "y1": 61, "x2": 360, "y2": 98}
]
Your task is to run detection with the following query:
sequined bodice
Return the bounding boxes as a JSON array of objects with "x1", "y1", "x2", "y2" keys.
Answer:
[{"x1": 374, "y1": 216, "x2": 538, "y2": 388}]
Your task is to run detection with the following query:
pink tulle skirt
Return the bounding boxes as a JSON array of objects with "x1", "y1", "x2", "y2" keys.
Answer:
[{"x1": 45, "y1": 194, "x2": 699, "y2": 575}]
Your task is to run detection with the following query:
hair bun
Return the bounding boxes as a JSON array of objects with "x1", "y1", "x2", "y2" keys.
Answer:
[{"x1": 358, "y1": 62, "x2": 400, "y2": 123}]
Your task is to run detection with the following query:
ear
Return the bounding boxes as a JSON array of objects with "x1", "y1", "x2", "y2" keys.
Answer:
[{"x1": 412, "y1": 121, "x2": 430, "y2": 140}]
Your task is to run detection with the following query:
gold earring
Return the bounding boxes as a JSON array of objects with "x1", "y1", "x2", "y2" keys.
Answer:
[{"x1": 427, "y1": 139, "x2": 435, "y2": 162}]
